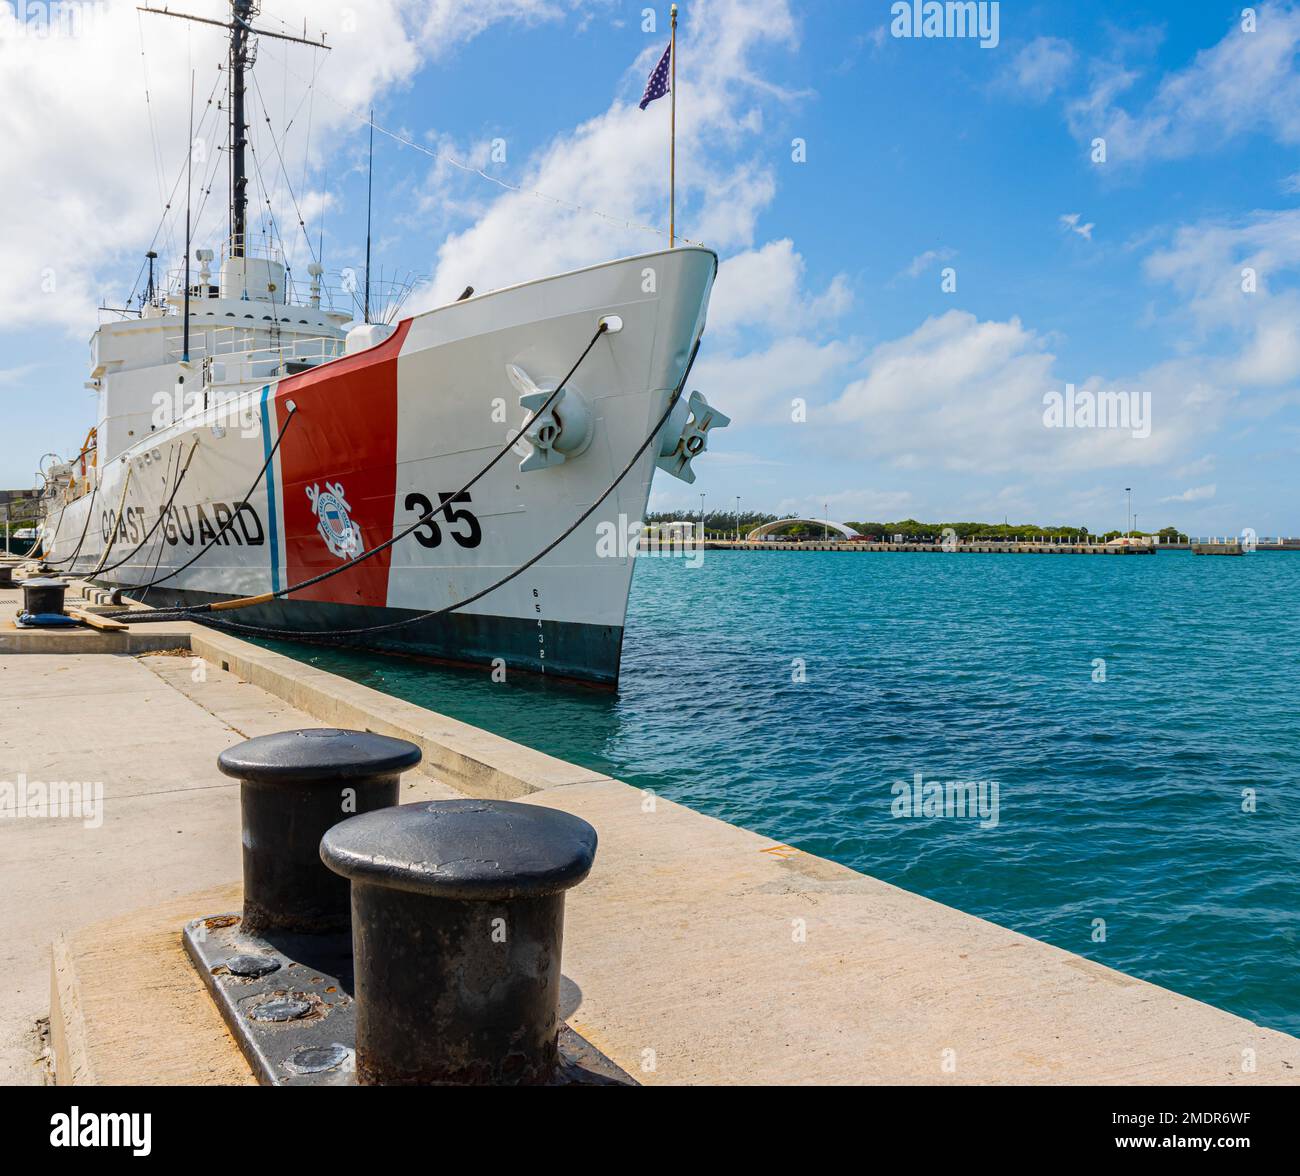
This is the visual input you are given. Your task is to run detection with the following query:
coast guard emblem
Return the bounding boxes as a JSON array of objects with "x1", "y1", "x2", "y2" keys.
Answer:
[{"x1": 306, "y1": 481, "x2": 364, "y2": 560}]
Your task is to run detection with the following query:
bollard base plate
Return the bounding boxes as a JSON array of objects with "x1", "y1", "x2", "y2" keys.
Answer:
[{"x1": 184, "y1": 913, "x2": 636, "y2": 1087}]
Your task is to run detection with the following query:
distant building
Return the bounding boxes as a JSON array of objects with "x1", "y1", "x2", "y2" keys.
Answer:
[{"x1": 644, "y1": 520, "x2": 700, "y2": 542}]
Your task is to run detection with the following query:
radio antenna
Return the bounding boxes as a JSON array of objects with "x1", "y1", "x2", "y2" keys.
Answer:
[
  {"x1": 183, "y1": 70, "x2": 195, "y2": 363},
  {"x1": 364, "y1": 108, "x2": 374, "y2": 325},
  {"x1": 138, "y1": 3, "x2": 329, "y2": 258}
]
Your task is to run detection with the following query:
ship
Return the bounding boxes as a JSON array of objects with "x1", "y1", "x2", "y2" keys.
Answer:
[{"x1": 33, "y1": 2, "x2": 725, "y2": 687}]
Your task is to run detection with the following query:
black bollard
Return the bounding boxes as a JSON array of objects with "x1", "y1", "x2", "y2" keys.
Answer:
[
  {"x1": 320, "y1": 799, "x2": 597, "y2": 1086},
  {"x1": 21, "y1": 577, "x2": 67, "y2": 615},
  {"x1": 217, "y1": 728, "x2": 421, "y2": 937},
  {"x1": 0, "y1": 565, "x2": 15, "y2": 589}
]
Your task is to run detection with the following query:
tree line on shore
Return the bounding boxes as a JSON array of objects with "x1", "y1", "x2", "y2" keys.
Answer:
[{"x1": 644, "y1": 512, "x2": 1188, "y2": 544}]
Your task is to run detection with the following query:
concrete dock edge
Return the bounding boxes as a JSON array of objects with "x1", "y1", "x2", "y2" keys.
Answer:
[
  {"x1": 48, "y1": 936, "x2": 95, "y2": 1087},
  {"x1": 188, "y1": 630, "x2": 612, "y2": 798}
]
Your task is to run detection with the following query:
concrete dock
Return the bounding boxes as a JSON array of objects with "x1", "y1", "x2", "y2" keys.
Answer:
[
  {"x1": 1191, "y1": 541, "x2": 1244, "y2": 556},
  {"x1": 2, "y1": 565, "x2": 1298, "y2": 1085}
]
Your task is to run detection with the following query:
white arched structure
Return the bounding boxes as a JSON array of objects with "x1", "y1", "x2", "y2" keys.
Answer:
[{"x1": 746, "y1": 518, "x2": 858, "y2": 541}]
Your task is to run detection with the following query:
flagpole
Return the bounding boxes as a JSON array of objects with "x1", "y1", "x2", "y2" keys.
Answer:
[{"x1": 670, "y1": 3, "x2": 677, "y2": 248}]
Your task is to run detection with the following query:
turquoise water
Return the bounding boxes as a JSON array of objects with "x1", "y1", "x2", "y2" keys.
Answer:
[{"x1": 268, "y1": 550, "x2": 1300, "y2": 1035}]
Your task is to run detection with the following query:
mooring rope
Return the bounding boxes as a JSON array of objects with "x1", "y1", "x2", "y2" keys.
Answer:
[
  {"x1": 92, "y1": 439, "x2": 201, "y2": 578},
  {"x1": 103, "y1": 322, "x2": 613, "y2": 624},
  {"x1": 84, "y1": 464, "x2": 134, "y2": 578},
  {"x1": 35, "y1": 497, "x2": 69, "y2": 562},
  {"x1": 203, "y1": 343, "x2": 695, "y2": 642},
  {"x1": 117, "y1": 409, "x2": 297, "y2": 593},
  {"x1": 41, "y1": 482, "x2": 100, "y2": 571},
  {"x1": 134, "y1": 458, "x2": 178, "y2": 609}
]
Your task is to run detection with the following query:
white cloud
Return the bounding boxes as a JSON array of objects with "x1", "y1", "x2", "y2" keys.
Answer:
[
  {"x1": 822, "y1": 310, "x2": 1209, "y2": 474},
  {"x1": 694, "y1": 335, "x2": 858, "y2": 424},
  {"x1": 0, "y1": 0, "x2": 597, "y2": 332},
  {"x1": 1059, "y1": 212, "x2": 1094, "y2": 241},
  {"x1": 1174, "y1": 454, "x2": 1216, "y2": 478},
  {"x1": 1232, "y1": 316, "x2": 1300, "y2": 384},
  {"x1": 411, "y1": 0, "x2": 578, "y2": 50},
  {"x1": 1067, "y1": 3, "x2": 1300, "y2": 164},
  {"x1": 410, "y1": 0, "x2": 804, "y2": 309},
  {"x1": 0, "y1": 363, "x2": 41, "y2": 387},
  {"x1": 898, "y1": 247, "x2": 955, "y2": 280},
  {"x1": 709, "y1": 239, "x2": 851, "y2": 336},
  {"x1": 1144, "y1": 208, "x2": 1300, "y2": 387},
  {"x1": 777, "y1": 488, "x2": 915, "y2": 520},
  {"x1": 1004, "y1": 36, "x2": 1075, "y2": 102},
  {"x1": 1161, "y1": 484, "x2": 1217, "y2": 503}
]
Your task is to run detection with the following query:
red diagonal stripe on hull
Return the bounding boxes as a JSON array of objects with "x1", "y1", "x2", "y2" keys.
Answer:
[{"x1": 274, "y1": 319, "x2": 412, "y2": 607}]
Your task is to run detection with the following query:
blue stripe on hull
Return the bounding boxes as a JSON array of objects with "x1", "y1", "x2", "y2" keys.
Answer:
[{"x1": 258, "y1": 385, "x2": 281, "y2": 594}]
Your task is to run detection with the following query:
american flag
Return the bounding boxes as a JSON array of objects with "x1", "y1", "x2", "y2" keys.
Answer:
[{"x1": 639, "y1": 41, "x2": 672, "y2": 110}]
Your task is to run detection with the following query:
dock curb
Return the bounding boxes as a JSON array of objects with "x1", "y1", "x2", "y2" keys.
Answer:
[
  {"x1": 49, "y1": 935, "x2": 96, "y2": 1088},
  {"x1": 189, "y1": 630, "x2": 613, "y2": 800},
  {"x1": 47, "y1": 884, "x2": 254, "y2": 1087}
]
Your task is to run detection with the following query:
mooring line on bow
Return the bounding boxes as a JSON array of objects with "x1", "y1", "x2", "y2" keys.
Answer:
[
  {"x1": 93, "y1": 439, "x2": 201, "y2": 578},
  {"x1": 114, "y1": 408, "x2": 298, "y2": 595},
  {"x1": 203, "y1": 358, "x2": 689, "y2": 641},
  {"x1": 41, "y1": 482, "x2": 100, "y2": 571},
  {"x1": 103, "y1": 322, "x2": 612, "y2": 624},
  {"x1": 84, "y1": 463, "x2": 135, "y2": 579}
]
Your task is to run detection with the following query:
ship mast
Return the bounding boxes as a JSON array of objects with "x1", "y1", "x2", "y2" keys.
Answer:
[
  {"x1": 139, "y1": 3, "x2": 328, "y2": 260},
  {"x1": 229, "y1": 0, "x2": 252, "y2": 257}
]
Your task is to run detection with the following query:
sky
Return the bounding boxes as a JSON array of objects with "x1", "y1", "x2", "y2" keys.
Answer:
[{"x1": 2, "y1": 0, "x2": 1299, "y2": 535}]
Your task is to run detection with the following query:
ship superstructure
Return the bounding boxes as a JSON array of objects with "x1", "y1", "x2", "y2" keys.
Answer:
[{"x1": 34, "y1": 2, "x2": 725, "y2": 686}]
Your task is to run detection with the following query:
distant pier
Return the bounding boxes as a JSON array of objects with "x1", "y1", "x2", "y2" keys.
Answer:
[
  {"x1": 1190, "y1": 538, "x2": 1300, "y2": 556},
  {"x1": 704, "y1": 539, "x2": 1155, "y2": 555},
  {"x1": 1192, "y1": 541, "x2": 1244, "y2": 557}
]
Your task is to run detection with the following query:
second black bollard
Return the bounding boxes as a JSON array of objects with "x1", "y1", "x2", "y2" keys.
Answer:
[
  {"x1": 320, "y1": 798, "x2": 598, "y2": 1085},
  {"x1": 217, "y1": 728, "x2": 421, "y2": 937}
]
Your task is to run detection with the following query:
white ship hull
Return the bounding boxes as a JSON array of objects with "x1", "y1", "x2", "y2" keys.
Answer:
[{"x1": 40, "y1": 247, "x2": 717, "y2": 685}]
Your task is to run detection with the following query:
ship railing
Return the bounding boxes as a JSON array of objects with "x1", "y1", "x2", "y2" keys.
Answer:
[
  {"x1": 155, "y1": 245, "x2": 415, "y2": 320},
  {"x1": 161, "y1": 266, "x2": 360, "y2": 315},
  {"x1": 156, "y1": 239, "x2": 376, "y2": 318},
  {"x1": 222, "y1": 236, "x2": 286, "y2": 266},
  {"x1": 202, "y1": 335, "x2": 345, "y2": 387},
  {"x1": 163, "y1": 328, "x2": 344, "y2": 384}
]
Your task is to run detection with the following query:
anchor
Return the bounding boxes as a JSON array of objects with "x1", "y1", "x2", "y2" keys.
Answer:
[
  {"x1": 508, "y1": 363, "x2": 593, "y2": 473},
  {"x1": 656, "y1": 391, "x2": 730, "y2": 484}
]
